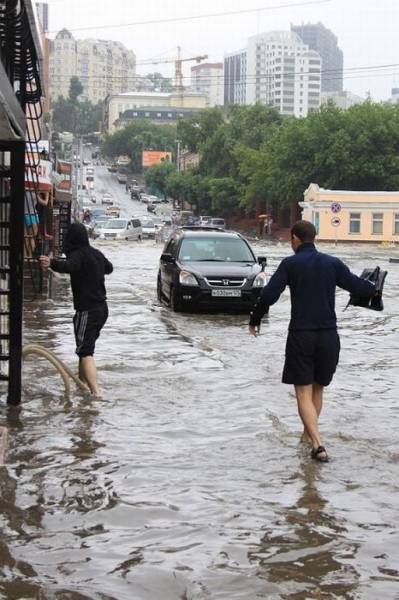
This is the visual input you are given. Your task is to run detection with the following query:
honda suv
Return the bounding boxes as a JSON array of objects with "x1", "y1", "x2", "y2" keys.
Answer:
[{"x1": 157, "y1": 227, "x2": 267, "y2": 312}]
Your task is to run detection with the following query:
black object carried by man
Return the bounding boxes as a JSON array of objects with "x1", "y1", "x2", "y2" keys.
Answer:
[{"x1": 345, "y1": 266, "x2": 387, "y2": 312}]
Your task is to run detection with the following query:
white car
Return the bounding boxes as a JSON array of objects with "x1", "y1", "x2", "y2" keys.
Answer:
[
  {"x1": 141, "y1": 217, "x2": 157, "y2": 238},
  {"x1": 102, "y1": 194, "x2": 113, "y2": 205},
  {"x1": 98, "y1": 218, "x2": 142, "y2": 241}
]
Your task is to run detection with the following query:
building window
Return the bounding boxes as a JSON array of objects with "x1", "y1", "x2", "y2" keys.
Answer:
[
  {"x1": 372, "y1": 213, "x2": 383, "y2": 235},
  {"x1": 394, "y1": 213, "x2": 399, "y2": 235},
  {"x1": 349, "y1": 213, "x2": 361, "y2": 234},
  {"x1": 314, "y1": 212, "x2": 320, "y2": 233}
]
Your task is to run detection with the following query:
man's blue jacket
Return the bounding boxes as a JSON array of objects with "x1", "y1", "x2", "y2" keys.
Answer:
[{"x1": 249, "y1": 242, "x2": 375, "y2": 330}]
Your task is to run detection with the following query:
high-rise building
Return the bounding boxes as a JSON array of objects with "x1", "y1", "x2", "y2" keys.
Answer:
[
  {"x1": 49, "y1": 29, "x2": 136, "y2": 105},
  {"x1": 49, "y1": 29, "x2": 77, "y2": 101},
  {"x1": 246, "y1": 31, "x2": 321, "y2": 117},
  {"x1": 224, "y1": 50, "x2": 247, "y2": 105},
  {"x1": 35, "y1": 2, "x2": 48, "y2": 32},
  {"x1": 291, "y1": 22, "x2": 344, "y2": 93},
  {"x1": 190, "y1": 63, "x2": 224, "y2": 107}
]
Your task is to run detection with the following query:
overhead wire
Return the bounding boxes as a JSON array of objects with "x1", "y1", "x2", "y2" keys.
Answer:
[{"x1": 47, "y1": 0, "x2": 332, "y2": 34}]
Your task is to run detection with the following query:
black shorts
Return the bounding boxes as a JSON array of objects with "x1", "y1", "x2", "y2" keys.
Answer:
[
  {"x1": 282, "y1": 329, "x2": 340, "y2": 387},
  {"x1": 73, "y1": 303, "x2": 108, "y2": 358}
]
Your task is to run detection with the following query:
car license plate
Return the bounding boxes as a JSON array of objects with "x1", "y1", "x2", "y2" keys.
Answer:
[{"x1": 211, "y1": 289, "x2": 241, "y2": 298}]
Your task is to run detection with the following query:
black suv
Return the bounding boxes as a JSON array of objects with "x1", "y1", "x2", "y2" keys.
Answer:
[{"x1": 157, "y1": 227, "x2": 267, "y2": 311}]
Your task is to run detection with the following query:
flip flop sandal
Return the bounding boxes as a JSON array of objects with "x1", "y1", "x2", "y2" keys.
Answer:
[{"x1": 311, "y1": 445, "x2": 329, "y2": 463}]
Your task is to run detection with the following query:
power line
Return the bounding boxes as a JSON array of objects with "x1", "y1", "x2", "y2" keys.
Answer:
[
  {"x1": 47, "y1": 0, "x2": 332, "y2": 34},
  {"x1": 48, "y1": 61, "x2": 399, "y2": 84}
]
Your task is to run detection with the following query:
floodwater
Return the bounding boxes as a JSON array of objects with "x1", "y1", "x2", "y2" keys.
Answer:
[{"x1": 1, "y1": 180, "x2": 399, "y2": 599}]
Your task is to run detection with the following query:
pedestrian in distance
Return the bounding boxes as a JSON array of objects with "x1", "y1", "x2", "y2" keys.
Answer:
[
  {"x1": 248, "y1": 220, "x2": 376, "y2": 462},
  {"x1": 40, "y1": 223, "x2": 113, "y2": 397}
]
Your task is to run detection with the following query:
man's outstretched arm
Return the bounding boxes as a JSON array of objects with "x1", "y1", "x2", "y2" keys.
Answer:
[{"x1": 336, "y1": 260, "x2": 376, "y2": 297}]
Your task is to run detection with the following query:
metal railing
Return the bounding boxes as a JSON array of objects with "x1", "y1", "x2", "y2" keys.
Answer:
[{"x1": 0, "y1": 0, "x2": 43, "y2": 404}]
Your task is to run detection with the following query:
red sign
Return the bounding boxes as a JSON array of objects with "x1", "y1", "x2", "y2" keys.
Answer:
[
  {"x1": 142, "y1": 151, "x2": 172, "y2": 168},
  {"x1": 25, "y1": 156, "x2": 52, "y2": 191}
]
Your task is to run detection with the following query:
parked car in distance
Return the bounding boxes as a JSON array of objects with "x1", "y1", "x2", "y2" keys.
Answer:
[
  {"x1": 209, "y1": 218, "x2": 226, "y2": 229},
  {"x1": 199, "y1": 215, "x2": 212, "y2": 226},
  {"x1": 157, "y1": 227, "x2": 267, "y2": 312},
  {"x1": 98, "y1": 218, "x2": 142, "y2": 241}
]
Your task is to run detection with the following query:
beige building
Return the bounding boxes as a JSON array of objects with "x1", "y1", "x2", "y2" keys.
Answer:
[
  {"x1": 105, "y1": 91, "x2": 208, "y2": 133},
  {"x1": 321, "y1": 90, "x2": 365, "y2": 110},
  {"x1": 191, "y1": 62, "x2": 224, "y2": 106},
  {"x1": 49, "y1": 29, "x2": 136, "y2": 104},
  {"x1": 300, "y1": 183, "x2": 399, "y2": 243}
]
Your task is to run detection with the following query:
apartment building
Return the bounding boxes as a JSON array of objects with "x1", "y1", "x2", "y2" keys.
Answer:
[
  {"x1": 49, "y1": 29, "x2": 136, "y2": 104},
  {"x1": 246, "y1": 31, "x2": 321, "y2": 117},
  {"x1": 190, "y1": 62, "x2": 224, "y2": 107},
  {"x1": 224, "y1": 50, "x2": 247, "y2": 105},
  {"x1": 291, "y1": 22, "x2": 344, "y2": 93}
]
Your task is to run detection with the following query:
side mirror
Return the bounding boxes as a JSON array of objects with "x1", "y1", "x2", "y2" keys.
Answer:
[
  {"x1": 161, "y1": 253, "x2": 175, "y2": 264},
  {"x1": 257, "y1": 256, "x2": 267, "y2": 267}
]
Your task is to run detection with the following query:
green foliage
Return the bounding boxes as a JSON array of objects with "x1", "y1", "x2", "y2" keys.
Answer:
[
  {"x1": 145, "y1": 72, "x2": 174, "y2": 92},
  {"x1": 177, "y1": 107, "x2": 225, "y2": 152},
  {"x1": 102, "y1": 120, "x2": 177, "y2": 172},
  {"x1": 239, "y1": 102, "x2": 399, "y2": 211},
  {"x1": 144, "y1": 162, "x2": 176, "y2": 199},
  {"x1": 52, "y1": 77, "x2": 102, "y2": 135},
  {"x1": 69, "y1": 76, "x2": 83, "y2": 102}
]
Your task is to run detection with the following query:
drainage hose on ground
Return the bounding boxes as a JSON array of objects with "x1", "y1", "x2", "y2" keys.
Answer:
[{"x1": 22, "y1": 344, "x2": 89, "y2": 395}]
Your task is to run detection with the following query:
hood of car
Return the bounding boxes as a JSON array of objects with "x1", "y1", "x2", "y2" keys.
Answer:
[
  {"x1": 180, "y1": 261, "x2": 261, "y2": 278},
  {"x1": 101, "y1": 228, "x2": 125, "y2": 234}
]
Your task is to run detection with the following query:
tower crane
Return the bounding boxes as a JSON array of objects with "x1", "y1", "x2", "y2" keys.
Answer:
[{"x1": 146, "y1": 47, "x2": 208, "y2": 94}]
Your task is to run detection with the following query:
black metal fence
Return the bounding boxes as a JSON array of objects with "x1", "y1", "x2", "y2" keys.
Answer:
[{"x1": 0, "y1": 0, "x2": 43, "y2": 404}]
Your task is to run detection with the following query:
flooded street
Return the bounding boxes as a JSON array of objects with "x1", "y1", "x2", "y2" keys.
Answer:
[{"x1": 1, "y1": 172, "x2": 399, "y2": 599}]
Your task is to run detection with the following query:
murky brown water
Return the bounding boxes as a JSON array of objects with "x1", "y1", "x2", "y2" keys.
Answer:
[{"x1": 2, "y1": 178, "x2": 399, "y2": 598}]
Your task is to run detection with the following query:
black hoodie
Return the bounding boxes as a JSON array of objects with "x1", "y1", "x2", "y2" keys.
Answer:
[{"x1": 50, "y1": 223, "x2": 113, "y2": 311}]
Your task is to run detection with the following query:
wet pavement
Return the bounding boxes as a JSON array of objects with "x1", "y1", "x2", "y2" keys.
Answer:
[{"x1": 1, "y1": 169, "x2": 399, "y2": 599}]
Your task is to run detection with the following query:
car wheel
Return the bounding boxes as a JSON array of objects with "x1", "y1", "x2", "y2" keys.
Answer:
[{"x1": 170, "y1": 285, "x2": 183, "y2": 312}]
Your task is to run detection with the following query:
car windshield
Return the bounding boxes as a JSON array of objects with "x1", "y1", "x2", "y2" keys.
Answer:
[
  {"x1": 178, "y1": 237, "x2": 255, "y2": 262},
  {"x1": 142, "y1": 220, "x2": 155, "y2": 228},
  {"x1": 105, "y1": 219, "x2": 127, "y2": 229},
  {"x1": 212, "y1": 219, "x2": 225, "y2": 226}
]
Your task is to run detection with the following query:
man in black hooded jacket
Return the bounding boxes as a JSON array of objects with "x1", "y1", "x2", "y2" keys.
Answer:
[{"x1": 40, "y1": 223, "x2": 113, "y2": 396}]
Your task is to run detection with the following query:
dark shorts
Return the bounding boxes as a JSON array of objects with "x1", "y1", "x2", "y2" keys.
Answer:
[
  {"x1": 282, "y1": 329, "x2": 340, "y2": 387},
  {"x1": 73, "y1": 303, "x2": 108, "y2": 358}
]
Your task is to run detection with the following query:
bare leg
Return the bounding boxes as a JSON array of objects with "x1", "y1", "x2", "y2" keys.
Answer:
[
  {"x1": 301, "y1": 383, "x2": 324, "y2": 443},
  {"x1": 78, "y1": 358, "x2": 87, "y2": 384},
  {"x1": 295, "y1": 384, "x2": 327, "y2": 458},
  {"x1": 80, "y1": 356, "x2": 101, "y2": 396}
]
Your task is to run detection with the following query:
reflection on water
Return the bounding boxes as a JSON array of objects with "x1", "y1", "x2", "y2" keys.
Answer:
[{"x1": 1, "y1": 241, "x2": 399, "y2": 599}]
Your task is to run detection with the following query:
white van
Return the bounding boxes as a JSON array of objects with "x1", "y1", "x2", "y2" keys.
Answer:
[{"x1": 99, "y1": 218, "x2": 142, "y2": 241}]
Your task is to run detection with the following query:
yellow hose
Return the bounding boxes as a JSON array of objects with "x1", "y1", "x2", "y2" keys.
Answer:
[{"x1": 22, "y1": 344, "x2": 89, "y2": 395}]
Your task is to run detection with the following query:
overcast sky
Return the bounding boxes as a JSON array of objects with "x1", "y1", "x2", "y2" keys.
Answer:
[{"x1": 46, "y1": 0, "x2": 399, "y2": 100}]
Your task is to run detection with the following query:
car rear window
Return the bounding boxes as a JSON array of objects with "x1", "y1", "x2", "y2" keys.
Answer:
[{"x1": 179, "y1": 237, "x2": 254, "y2": 262}]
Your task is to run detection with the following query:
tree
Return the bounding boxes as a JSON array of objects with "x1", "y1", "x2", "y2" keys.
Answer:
[
  {"x1": 51, "y1": 77, "x2": 102, "y2": 135},
  {"x1": 237, "y1": 102, "x2": 399, "y2": 213},
  {"x1": 145, "y1": 162, "x2": 176, "y2": 199},
  {"x1": 145, "y1": 72, "x2": 174, "y2": 92},
  {"x1": 102, "y1": 120, "x2": 177, "y2": 172},
  {"x1": 177, "y1": 107, "x2": 225, "y2": 152}
]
